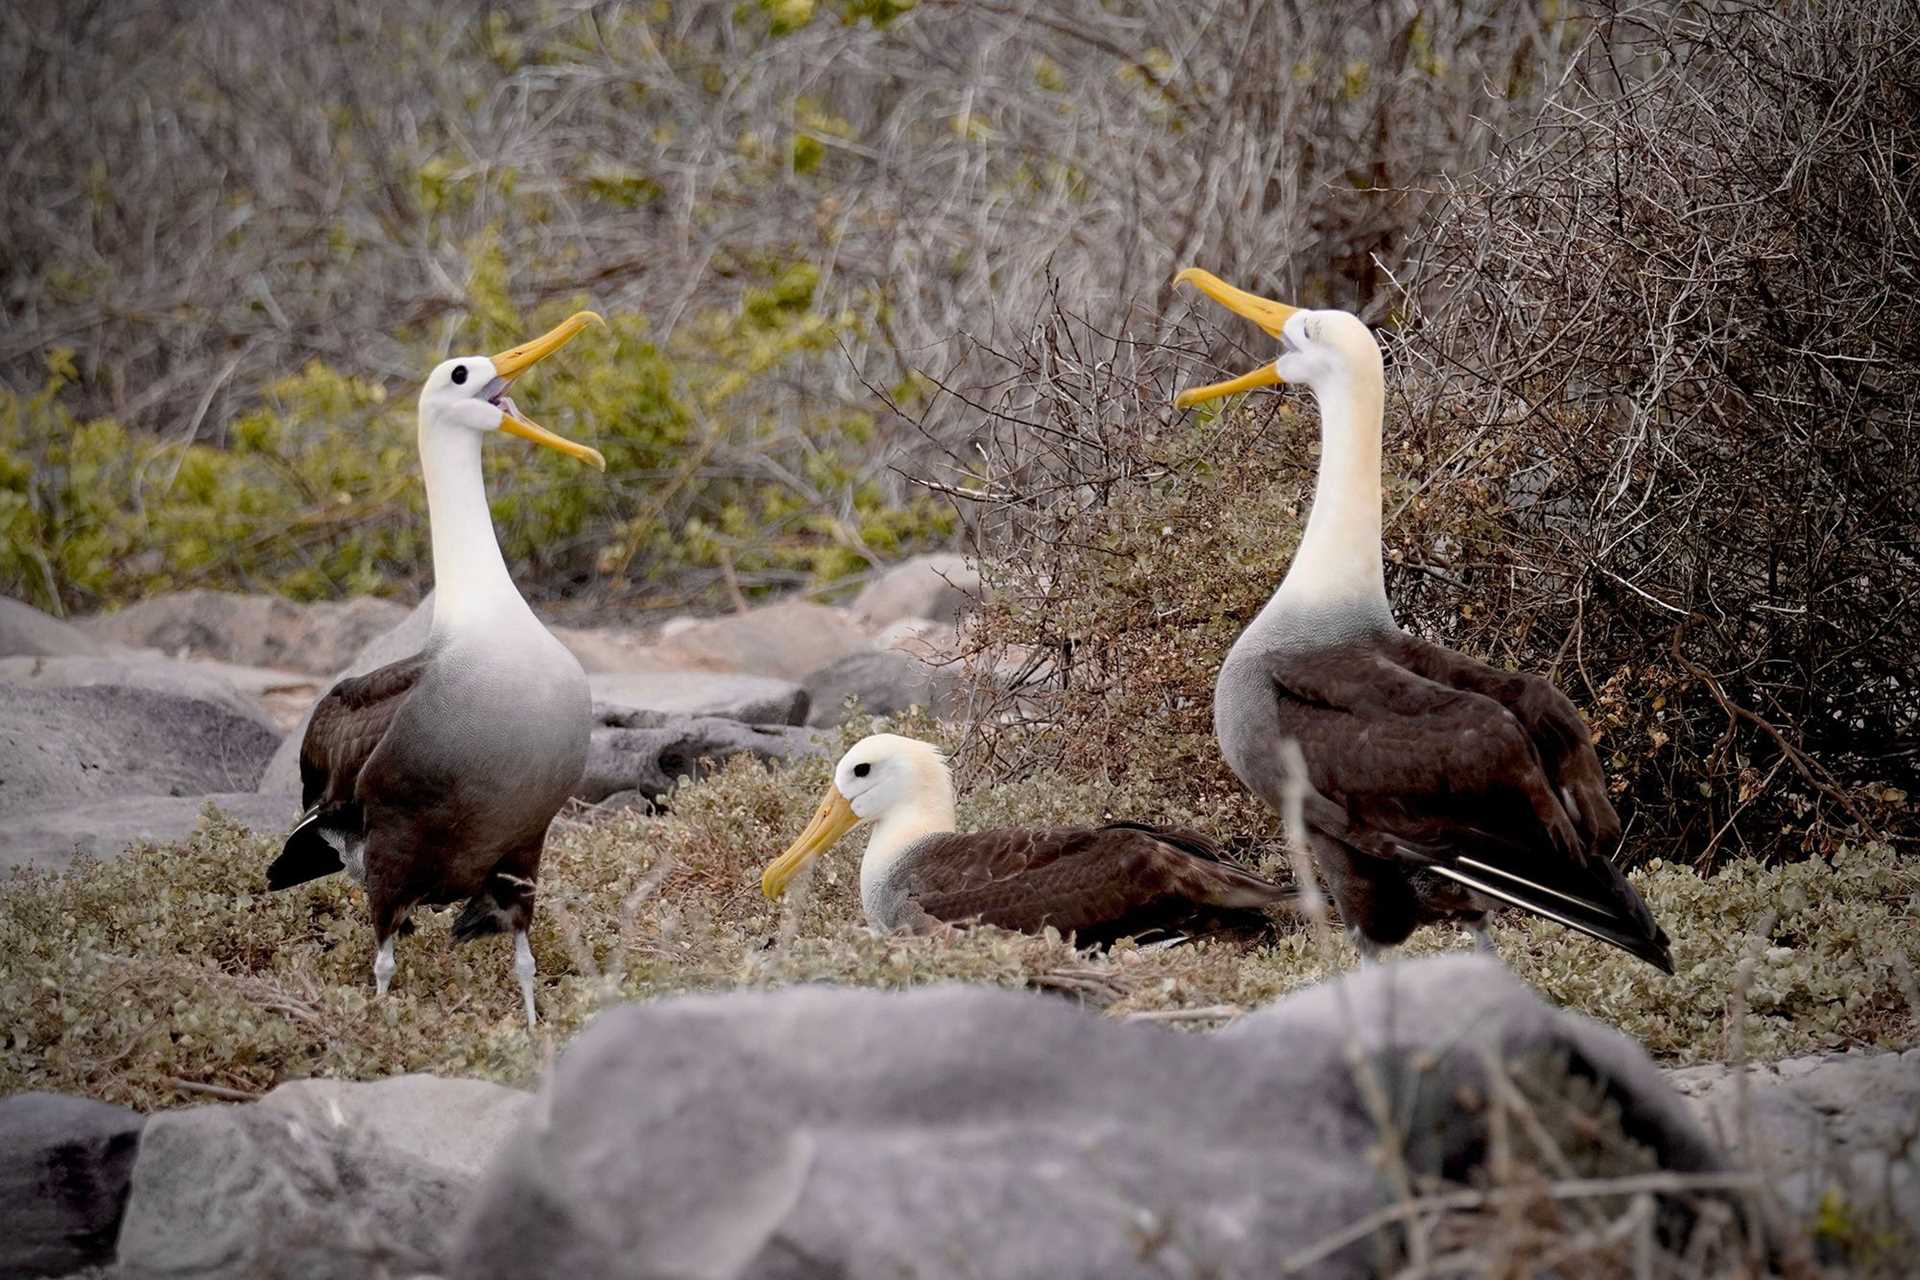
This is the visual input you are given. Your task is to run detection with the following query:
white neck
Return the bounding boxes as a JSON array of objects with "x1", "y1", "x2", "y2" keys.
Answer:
[
  {"x1": 859, "y1": 773, "x2": 958, "y2": 898},
  {"x1": 417, "y1": 421, "x2": 533, "y2": 634},
  {"x1": 1273, "y1": 372, "x2": 1388, "y2": 612}
]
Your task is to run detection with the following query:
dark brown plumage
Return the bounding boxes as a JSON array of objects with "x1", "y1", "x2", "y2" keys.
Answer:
[{"x1": 885, "y1": 822, "x2": 1295, "y2": 946}]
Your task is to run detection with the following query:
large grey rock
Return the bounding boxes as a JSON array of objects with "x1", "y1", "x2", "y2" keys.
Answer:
[
  {"x1": 801, "y1": 649, "x2": 962, "y2": 727},
  {"x1": 79, "y1": 590, "x2": 410, "y2": 675},
  {"x1": 452, "y1": 957, "x2": 1743, "y2": 1279},
  {"x1": 589, "y1": 671, "x2": 808, "y2": 726},
  {"x1": 115, "y1": 1074, "x2": 530, "y2": 1280},
  {"x1": 0, "y1": 791, "x2": 300, "y2": 874},
  {"x1": 0, "y1": 596, "x2": 114, "y2": 659},
  {"x1": 0, "y1": 1093, "x2": 145, "y2": 1278},
  {"x1": 581, "y1": 711, "x2": 828, "y2": 807},
  {"x1": 851, "y1": 553, "x2": 979, "y2": 628},
  {"x1": 0, "y1": 654, "x2": 290, "y2": 729},
  {"x1": 649, "y1": 600, "x2": 874, "y2": 681},
  {"x1": 1668, "y1": 1048, "x2": 1919, "y2": 1244},
  {"x1": 0, "y1": 685, "x2": 280, "y2": 818},
  {"x1": 258, "y1": 596, "x2": 435, "y2": 796}
]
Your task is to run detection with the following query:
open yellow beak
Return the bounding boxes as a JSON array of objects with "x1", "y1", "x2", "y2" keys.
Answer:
[
  {"x1": 490, "y1": 311, "x2": 607, "y2": 470},
  {"x1": 1171, "y1": 268, "x2": 1302, "y2": 409},
  {"x1": 762, "y1": 783, "x2": 861, "y2": 899}
]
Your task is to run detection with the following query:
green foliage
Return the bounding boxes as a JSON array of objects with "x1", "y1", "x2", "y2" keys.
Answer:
[{"x1": 0, "y1": 249, "x2": 952, "y2": 611}]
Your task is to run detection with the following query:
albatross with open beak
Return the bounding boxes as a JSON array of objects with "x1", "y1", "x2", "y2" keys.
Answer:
[
  {"x1": 1173, "y1": 269, "x2": 1672, "y2": 973},
  {"x1": 763, "y1": 733, "x2": 1296, "y2": 945},
  {"x1": 266, "y1": 312, "x2": 606, "y2": 1024}
]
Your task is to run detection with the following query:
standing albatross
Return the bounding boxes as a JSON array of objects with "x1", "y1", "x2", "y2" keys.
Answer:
[
  {"x1": 1172, "y1": 269, "x2": 1673, "y2": 973},
  {"x1": 762, "y1": 733, "x2": 1295, "y2": 945},
  {"x1": 266, "y1": 312, "x2": 605, "y2": 1024}
]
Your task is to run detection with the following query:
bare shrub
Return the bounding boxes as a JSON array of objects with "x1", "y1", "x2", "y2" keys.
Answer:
[{"x1": 1394, "y1": 0, "x2": 1920, "y2": 865}]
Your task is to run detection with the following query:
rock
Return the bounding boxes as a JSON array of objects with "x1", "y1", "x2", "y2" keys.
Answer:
[
  {"x1": 80, "y1": 590, "x2": 411, "y2": 676},
  {"x1": 580, "y1": 713, "x2": 828, "y2": 807},
  {"x1": 452, "y1": 957, "x2": 1744, "y2": 1278},
  {"x1": 851, "y1": 553, "x2": 979, "y2": 628},
  {"x1": 0, "y1": 685, "x2": 280, "y2": 818},
  {"x1": 1667, "y1": 1048, "x2": 1919, "y2": 1242},
  {"x1": 659, "y1": 614, "x2": 701, "y2": 639},
  {"x1": 0, "y1": 1093, "x2": 145, "y2": 1278},
  {"x1": 589, "y1": 671, "x2": 808, "y2": 726},
  {"x1": 0, "y1": 654, "x2": 294, "y2": 729},
  {"x1": 800, "y1": 650, "x2": 961, "y2": 727},
  {"x1": 872, "y1": 615, "x2": 960, "y2": 661},
  {"x1": 649, "y1": 600, "x2": 874, "y2": 681},
  {"x1": 115, "y1": 1074, "x2": 529, "y2": 1280},
  {"x1": 258, "y1": 596, "x2": 434, "y2": 796},
  {"x1": 0, "y1": 791, "x2": 300, "y2": 874},
  {"x1": 0, "y1": 596, "x2": 114, "y2": 659}
]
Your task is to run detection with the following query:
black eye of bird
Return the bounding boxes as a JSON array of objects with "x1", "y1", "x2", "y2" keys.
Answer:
[
  {"x1": 852, "y1": 762, "x2": 871, "y2": 778},
  {"x1": 451, "y1": 364, "x2": 468, "y2": 385}
]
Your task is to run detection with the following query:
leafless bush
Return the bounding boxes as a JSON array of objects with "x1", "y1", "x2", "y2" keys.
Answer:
[{"x1": 1394, "y1": 0, "x2": 1919, "y2": 864}]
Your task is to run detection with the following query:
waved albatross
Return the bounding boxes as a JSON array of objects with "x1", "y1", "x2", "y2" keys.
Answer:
[
  {"x1": 266, "y1": 312, "x2": 605, "y2": 1024},
  {"x1": 1173, "y1": 269, "x2": 1672, "y2": 973},
  {"x1": 761, "y1": 733, "x2": 1296, "y2": 944}
]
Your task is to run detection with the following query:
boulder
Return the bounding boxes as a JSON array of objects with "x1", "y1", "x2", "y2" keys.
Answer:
[
  {"x1": 1668, "y1": 1048, "x2": 1919, "y2": 1241},
  {"x1": 851, "y1": 553, "x2": 979, "y2": 629},
  {"x1": 0, "y1": 654, "x2": 294, "y2": 729},
  {"x1": 0, "y1": 596, "x2": 114, "y2": 659},
  {"x1": 258, "y1": 596, "x2": 434, "y2": 796},
  {"x1": 0, "y1": 791, "x2": 300, "y2": 874},
  {"x1": 872, "y1": 615, "x2": 960, "y2": 661},
  {"x1": 648, "y1": 600, "x2": 874, "y2": 681},
  {"x1": 801, "y1": 649, "x2": 962, "y2": 727},
  {"x1": 452, "y1": 957, "x2": 1745, "y2": 1278},
  {"x1": 79, "y1": 590, "x2": 411, "y2": 675},
  {"x1": 0, "y1": 1093, "x2": 145, "y2": 1278},
  {"x1": 115, "y1": 1074, "x2": 530, "y2": 1280},
  {"x1": 0, "y1": 685, "x2": 280, "y2": 818},
  {"x1": 580, "y1": 712, "x2": 828, "y2": 807},
  {"x1": 589, "y1": 671, "x2": 808, "y2": 726}
]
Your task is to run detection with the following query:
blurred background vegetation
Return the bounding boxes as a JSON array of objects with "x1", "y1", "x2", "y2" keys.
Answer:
[{"x1": 3, "y1": 0, "x2": 1914, "y2": 867}]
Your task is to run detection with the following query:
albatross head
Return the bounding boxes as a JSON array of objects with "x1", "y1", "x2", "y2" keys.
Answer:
[
  {"x1": 761, "y1": 733, "x2": 954, "y2": 899},
  {"x1": 418, "y1": 311, "x2": 608, "y2": 469},
  {"x1": 1169, "y1": 268, "x2": 1381, "y2": 406}
]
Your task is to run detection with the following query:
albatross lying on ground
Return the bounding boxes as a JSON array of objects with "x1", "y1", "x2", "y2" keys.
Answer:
[
  {"x1": 1173, "y1": 269, "x2": 1673, "y2": 973},
  {"x1": 265, "y1": 312, "x2": 606, "y2": 1024},
  {"x1": 762, "y1": 733, "x2": 1295, "y2": 945}
]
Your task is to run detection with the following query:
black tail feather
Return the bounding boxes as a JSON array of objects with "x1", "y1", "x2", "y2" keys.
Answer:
[
  {"x1": 266, "y1": 809, "x2": 344, "y2": 891},
  {"x1": 1427, "y1": 856, "x2": 1674, "y2": 974}
]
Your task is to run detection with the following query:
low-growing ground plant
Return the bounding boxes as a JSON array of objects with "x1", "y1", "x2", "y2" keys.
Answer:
[{"x1": 3, "y1": 711, "x2": 1913, "y2": 1114}]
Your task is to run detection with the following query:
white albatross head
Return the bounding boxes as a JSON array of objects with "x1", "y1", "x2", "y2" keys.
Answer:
[
  {"x1": 1169, "y1": 268, "x2": 1382, "y2": 406},
  {"x1": 417, "y1": 311, "x2": 607, "y2": 470},
  {"x1": 761, "y1": 733, "x2": 956, "y2": 899}
]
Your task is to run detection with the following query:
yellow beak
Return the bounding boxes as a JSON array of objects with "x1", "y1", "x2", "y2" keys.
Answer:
[
  {"x1": 1171, "y1": 268, "x2": 1302, "y2": 409},
  {"x1": 490, "y1": 311, "x2": 607, "y2": 470},
  {"x1": 762, "y1": 783, "x2": 861, "y2": 899}
]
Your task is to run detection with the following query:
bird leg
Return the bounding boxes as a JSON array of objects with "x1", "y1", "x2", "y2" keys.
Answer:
[
  {"x1": 373, "y1": 935, "x2": 397, "y2": 996},
  {"x1": 1348, "y1": 927, "x2": 1384, "y2": 965},
  {"x1": 1469, "y1": 921, "x2": 1500, "y2": 959},
  {"x1": 514, "y1": 929, "x2": 538, "y2": 1028}
]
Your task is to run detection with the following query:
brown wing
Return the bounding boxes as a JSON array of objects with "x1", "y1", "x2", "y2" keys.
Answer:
[
  {"x1": 901, "y1": 825, "x2": 1294, "y2": 946},
  {"x1": 298, "y1": 654, "x2": 429, "y2": 811},
  {"x1": 1385, "y1": 631, "x2": 1621, "y2": 854},
  {"x1": 1253, "y1": 642, "x2": 1670, "y2": 971}
]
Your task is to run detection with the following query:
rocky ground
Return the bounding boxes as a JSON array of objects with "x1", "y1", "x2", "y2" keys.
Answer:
[
  {"x1": 2, "y1": 568, "x2": 1916, "y2": 1277},
  {"x1": 0, "y1": 556, "x2": 971, "y2": 873}
]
